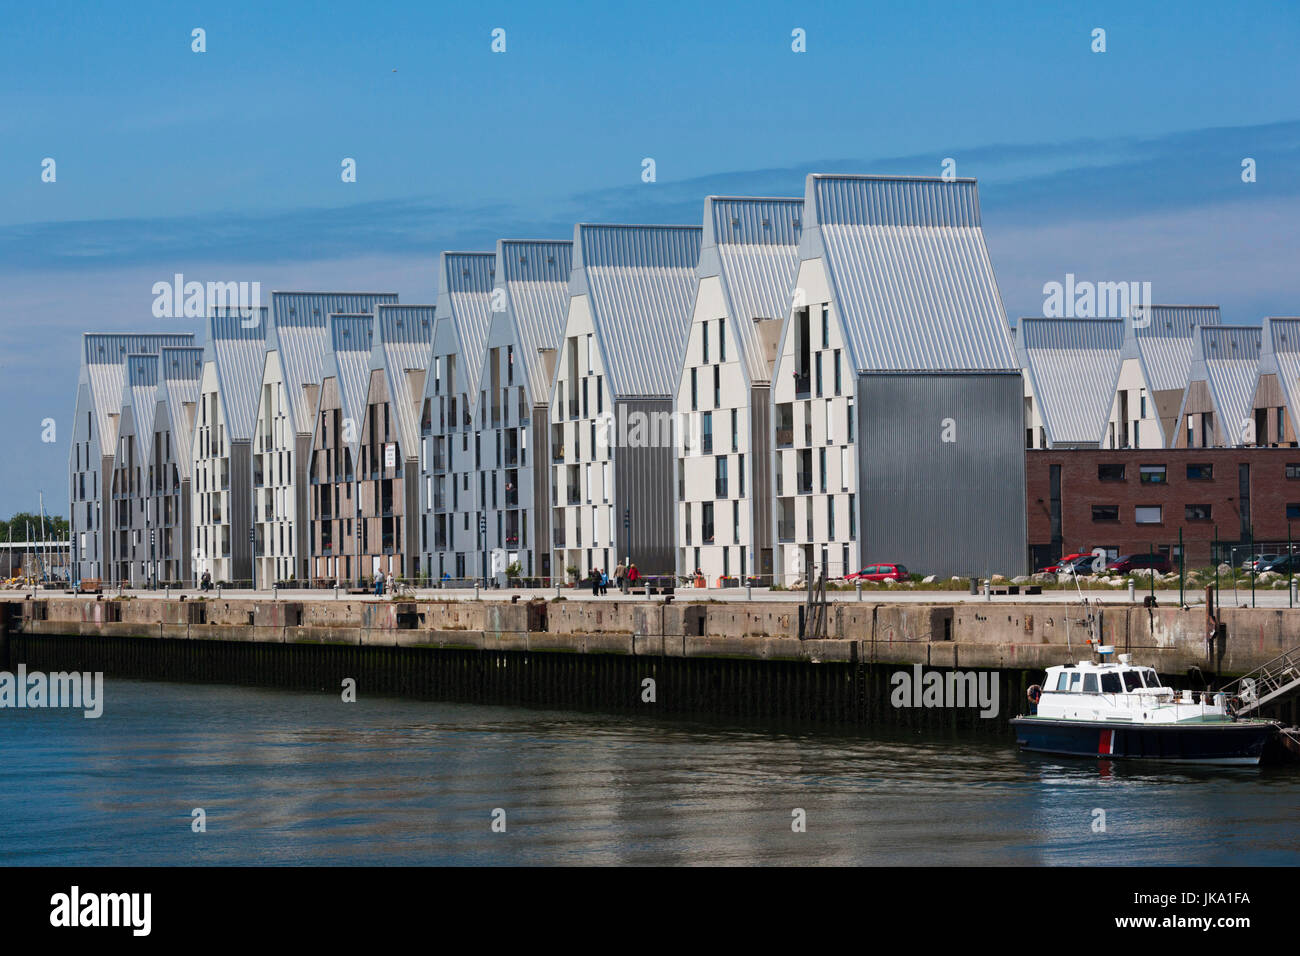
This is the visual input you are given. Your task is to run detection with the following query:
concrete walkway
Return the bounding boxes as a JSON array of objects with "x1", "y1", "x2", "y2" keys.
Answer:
[{"x1": 17, "y1": 583, "x2": 1300, "y2": 609}]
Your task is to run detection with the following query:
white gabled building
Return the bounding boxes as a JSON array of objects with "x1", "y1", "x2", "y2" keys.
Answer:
[
  {"x1": 307, "y1": 313, "x2": 376, "y2": 585},
  {"x1": 253, "y1": 292, "x2": 396, "y2": 586},
  {"x1": 150, "y1": 346, "x2": 205, "y2": 584},
  {"x1": 356, "y1": 304, "x2": 434, "y2": 581},
  {"x1": 192, "y1": 309, "x2": 269, "y2": 585},
  {"x1": 1173, "y1": 324, "x2": 1262, "y2": 448},
  {"x1": 109, "y1": 354, "x2": 160, "y2": 586},
  {"x1": 549, "y1": 223, "x2": 702, "y2": 581},
  {"x1": 1105, "y1": 305, "x2": 1220, "y2": 449},
  {"x1": 1249, "y1": 317, "x2": 1300, "y2": 448},
  {"x1": 420, "y1": 252, "x2": 495, "y2": 583},
  {"x1": 473, "y1": 239, "x2": 573, "y2": 583},
  {"x1": 770, "y1": 174, "x2": 1026, "y2": 582},
  {"x1": 674, "y1": 196, "x2": 800, "y2": 585},
  {"x1": 69, "y1": 332, "x2": 194, "y2": 585},
  {"x1": 1016, "y1": 318, "x2": 1124, "y2": 449}
]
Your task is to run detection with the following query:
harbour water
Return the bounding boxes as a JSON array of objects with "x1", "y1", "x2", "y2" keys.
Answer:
[{"x1": 1, "y1": 678, "x2": 1296, "y2": 866}]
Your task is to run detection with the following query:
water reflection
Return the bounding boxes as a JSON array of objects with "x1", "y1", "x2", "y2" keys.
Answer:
[{"x1": 0, "y1": 679, "x2": 1295, "y2": 865}]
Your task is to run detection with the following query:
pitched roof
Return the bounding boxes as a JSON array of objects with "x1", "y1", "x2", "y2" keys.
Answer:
[
  {"x1": 80, "y1": 333, "x2": 196, "y2": 449},
  {"x1": 431, "y1": 252, "x2": 496, "y2": 404},
  {"x1": 493, "y1": 239, "x2": 574, "y2": 400},
  {"x1": 1257, "y1": 317, "x2": 1300, "y2": 432},
  {"x1": 569, "y1": 223, "x2": 702, "y2": 397},
  {"x1": 1016, "y1": 318, "x2": 1124, "y2": 446},
  {"x1": 1123, "y1": 304, "x2": 1221, "y2": 394},
  {"x1": 1184, "y1": 324, "x2": 1261, "y2": 445},
  {"x1": 204, "y1": 309, "x2": 270, "y2": 441},
  {"x1": 319, "y1": 314, "x2": 377, "y2": 459},
  {"x1": 268, "y1": 292, "x2": 399, "y2": 434},
  {"x1": 800, "y1": 174, "x2": 1017, "y2": 372},
  {"x1": 700, "y1": 196, "x2": 803, "y2": 385},
  {"x1": 119, "y1": 353, "x2": 160, "y2": 448},
  {"x1": 156, "y1": 346, "x2": 204, "y2": 480},
  {"x1": 369, "y1": 305, "x2": 434, "y2": 456}
]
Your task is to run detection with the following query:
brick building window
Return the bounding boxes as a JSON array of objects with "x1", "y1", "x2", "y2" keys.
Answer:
[
  {"x1": 1287, "y1": 504, "x2": 1300, "y2": 521},
  {"x1": 1185, "y1": 504, "x2": 1212, "y2": 520},
  {"x1": 1287, "y1": 463, "x2": 1300, "y2": 480},
  {"x1": 1135, "y1": 506, "x2": 1163, "y2": 524},
  {"x1": 1186, "y1": 463, "x2": 1213, "y2": 481},
  {"x1": 1092, "y1": 505, "x2": 1119, "y2": 521},
  {"x1": 1139, "y1": 465, "x2": 1167, "y2": 485},
  {"x1": 1098, "y1": 464, "x2": 1125, "y2": 481}
]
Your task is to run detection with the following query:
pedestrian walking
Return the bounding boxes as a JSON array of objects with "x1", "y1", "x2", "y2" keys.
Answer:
[
  {"x1": 373, "y1": 569, "x2": 384, "y2": 596},
  {"x1": 590, "y1": 568, "x2": 601, "y2": 597},
  {"x1": 599, "y1": 569, "x2": 609, "y2": 595},
  {"x1": 386, "y1": 571, "x2": 394, "y2": 595}
]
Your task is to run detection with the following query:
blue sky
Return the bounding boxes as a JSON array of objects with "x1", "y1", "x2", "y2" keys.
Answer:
[{"x1": 1, "y1": 0, "x2": 1298, "y2": 516}]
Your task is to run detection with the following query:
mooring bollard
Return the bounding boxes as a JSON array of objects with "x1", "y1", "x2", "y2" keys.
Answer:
[
  {"x1": 857, "y1": 582, "x2": 863, "y2": 602},
  {"x1": 984, "y1": 580, "x2": 991, "y2": 601},
  {"x1": 334, "y1": 584, "x2": 339, "y2": 600},
  {"x1": 274, "y1": 583, "x2": 279, "y2": 602},
  {"x1": 217, "y1": 585, "x2": 222, "y2": 599},
  {"x1": 475, "y1": 583, "x2": 480, "y2": 601},
  {"x1": 746, "y1": 584, "x2": 752, "y2": 600},
  {"x1": 1128, "y1": 580, "x2": 1136, "y2": 602},
  {"x1": 1291, "y1": 578, "x2": 1297, "y2": 604},
  {"x1": 555, "y1": 581, "x2": 560, "y2": 599}
]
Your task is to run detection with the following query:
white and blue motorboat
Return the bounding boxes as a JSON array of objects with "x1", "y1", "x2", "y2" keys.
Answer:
[{"x1": 1011, "y1": 647, "x2": 1280, "y2": 765}]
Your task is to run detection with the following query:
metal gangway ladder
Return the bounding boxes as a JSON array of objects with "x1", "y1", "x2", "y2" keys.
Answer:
[{"x1": 1221, "y1": 647, "x2": 1300, "y2": 716}]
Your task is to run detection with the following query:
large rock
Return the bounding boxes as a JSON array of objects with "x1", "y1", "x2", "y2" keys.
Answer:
[
  {"x1": 991, "y1": 574, "x2": 1008, "y2": 584},
  {"x1": 1031, "y1": 572, "x2": 1056, "y2": 584},
  {"x1": 1011, "y1": 575, "x2": 1029, "y2": 584},
  {"x1": 1217, "y1": 563, "x2": 1233, "y2": 575},
  {"x1": 922, "y1": 575, "x2": 937, "y2": 584}
]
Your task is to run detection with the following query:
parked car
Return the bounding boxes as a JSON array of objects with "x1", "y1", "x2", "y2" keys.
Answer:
[
  {"x1": 1241, "y1": 553, "x2": 1282, "y2": 572},
  {"x1": 1106, "y1": 553, "x2": 1171, "y2": 574},
  {"x1": 1255, "y1": 554, "x2": 1300, "y2": 574},
  {"x1": 847, "y1": 563, "x2": 909, "y2": 582},
  {"x1": 1038, "y1": 552, "x2": 1091, "y2": 573},
  {"x1": 1056, "y1": 553, "x2": 1103, "y2": 576}
]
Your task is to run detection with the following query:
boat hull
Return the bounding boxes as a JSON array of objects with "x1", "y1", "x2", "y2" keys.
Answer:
[{"x1": 1010, "y1": 717, "x2": 1276, "y2": 765}]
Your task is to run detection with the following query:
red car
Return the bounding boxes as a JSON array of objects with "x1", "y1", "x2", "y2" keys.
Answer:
[
  {"x1": 1106, "y1": 553, "x2": 1171, "y2": 574},
  {"x1": 847, "y1": 563, "x2": 909, "y2": 582},
  {"x1": 1039, "y1": 552, "x2": 1091, "y2": 573}
]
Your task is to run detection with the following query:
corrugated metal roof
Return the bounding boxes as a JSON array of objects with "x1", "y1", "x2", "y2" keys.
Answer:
[
  {"x1": 157, "y1": 346, "x2": 204, "y2": 480},
  {"x1": 495, "y1": 239, "x2": 574, "y2": 401},
  {"x1": 702, "y1": 196, "x2": 803, "y2": 385},
  {"x1": 1016, "y1": 318, "x2": 1124, "y2": 445},
  {"x1": 370, "y1": 304, "x2": 434, "y2": 457},
  {"x1": 803, "y1": 174, "x2": 1017, "y2": 372},
  {"x1": 269, "y1": 292, "x2": 398, "y2": 435},
  {"x1": 120, "y1": 354, "x2": 160, "y2": 450},
  {"x1": 1192, "y1": 324, "x2": 1261, "y2": 445},
  {"x1": 1258, "y1": 317, "x2": 1300, "y2": 431},
  {"x1": 570, "y1": 223, "x2": 702, "y2": 397},
  {"x1": 205, "y1": 309, "x2": 270, "y2": 441},
  {"x1": 1127, "y1": 304, "x2": 1221, "y2": 394},
  {"x1": 81, "y1": 333, "x2": 196, "y2": 449},
  {"x1": 320, "y1": 314, "x2": 377, "y2": 459},
  {"x1": 433, "y1": 253, "x2": 496, "y2": 405}
]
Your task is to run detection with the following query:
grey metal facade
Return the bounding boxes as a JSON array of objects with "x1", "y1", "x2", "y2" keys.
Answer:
[
  {"x1": 855, "y1": 372, "x2": 1026, "y2": 577},
  {"x1": 613, "y1": 398, "x2": 676, "y2": 576}
]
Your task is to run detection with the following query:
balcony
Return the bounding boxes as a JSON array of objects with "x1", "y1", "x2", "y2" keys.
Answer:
[
  {"x1": 794, "y1": 373, "x2": 810, "y2": 399},
  {"x1": 778, "y1": 521, "x2": 795, "y2": 543},
  {"x1": 553, "y1": 528, "x2": 565, "y2": 548},
  {"x1": 715, "y1": 479, "x2": 729, "y2": 499},
  {"x1": 568, "y1": 399, "x2": 579, "y2": 420},
  {"x1": 552, "y1": 444, "x2": 564, "y2": 462},
  {"x1": 567, "y1": 489, "x2": 581, "y2": 505},
  {"x1": 702, "y1": 524, "x2": 715, "y2": 544},
  {"x1": 796, "y1": 472, "x2": 813, "y2": 495}
]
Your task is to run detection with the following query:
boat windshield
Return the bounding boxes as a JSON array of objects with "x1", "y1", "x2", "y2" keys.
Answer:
[
  {"x1": 1100, "y1": 672, "x2": 1122, "y2": 693},
  {"x1": 1121, "y1": 670, "x2": 1143, "y2": 691},
  {"x1": 1142, "y1": 668, "x2": 1160, "y2": 688}
]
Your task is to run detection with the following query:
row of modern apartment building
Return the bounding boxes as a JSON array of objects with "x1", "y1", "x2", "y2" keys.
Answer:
[{"x1": 69, "y1": 172, "x2": 1061, "y2": 588}]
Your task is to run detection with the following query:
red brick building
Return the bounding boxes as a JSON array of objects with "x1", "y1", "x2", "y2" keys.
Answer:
[{"x1": 1026, "y1": 448, "x2": 1300, "y2": 570}]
